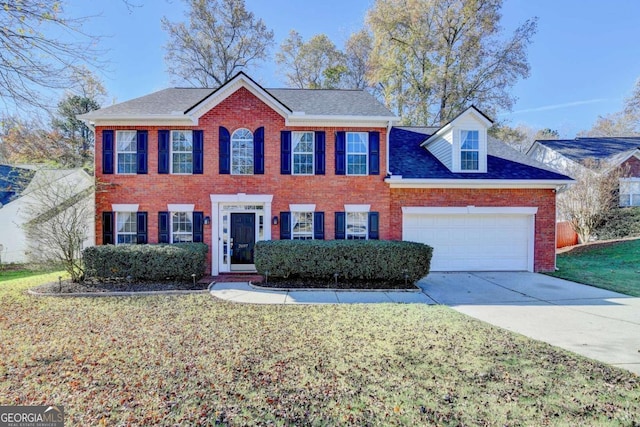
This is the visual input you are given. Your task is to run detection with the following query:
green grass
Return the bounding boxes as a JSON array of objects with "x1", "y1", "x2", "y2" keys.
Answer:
[
  {"x1": 549, "y1": 239, "x2": 640, "y2": 296},
  {"x1": 0, "y1": 265, "x2": 62, "y2": 282},
  {"x1": 1, "y1": 271, "x2": 639, "y2": 425}
]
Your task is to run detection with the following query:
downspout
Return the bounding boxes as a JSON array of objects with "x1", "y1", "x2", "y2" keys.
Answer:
[{"x1": 386, "y1": 120, "x2": 392, "y2": 176}]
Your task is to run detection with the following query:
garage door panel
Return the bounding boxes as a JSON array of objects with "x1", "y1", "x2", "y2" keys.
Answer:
[{"x1": 403, "y1": 213, "x2": 532, "y2": 272}]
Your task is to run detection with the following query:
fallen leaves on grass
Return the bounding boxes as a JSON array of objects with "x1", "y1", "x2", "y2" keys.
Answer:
[{"x1": 0, "y1": 272, "x2": 639, "y2": 426}]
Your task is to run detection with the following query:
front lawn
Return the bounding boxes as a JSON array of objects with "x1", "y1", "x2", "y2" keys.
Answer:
[
  {"x1": 1, "y1": 272, "x2": 638, "y2": 425},
  {"x1": 549, "y1": 239, "x2": 640, "y2": 296}
]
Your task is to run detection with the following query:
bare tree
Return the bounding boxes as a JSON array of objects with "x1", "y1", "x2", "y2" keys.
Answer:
[
  {"x1": 22, "y1": 169, "x2": 94, "y2": 282},
  {"x1": 276, "y1": 31, "x2": 347, "y2": 89},
  {"x1": 344, "y1": 29, "x2": 373, "y2": 90},
  {"x1": 162, "y1": 0, "x2": 274, "y2": 88},
  {"x1": 0, "y1": 0, "x2": 99, "y2": 112},
  {"x1": 558, "y1": 159, "x2": 629, "y2": 243},
  {"x1": 580, "y1": 77, "x2": 640, "y2": 137},
  {"x1": 366, "y1": 0, "x2": 537, "y2": 126}
]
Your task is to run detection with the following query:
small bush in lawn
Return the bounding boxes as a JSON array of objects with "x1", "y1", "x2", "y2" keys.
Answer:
[
  {"x1": 596, "y1": 207, "x2": 640, "y2": 240},
  {"x1": 83, "y1": 243, "x2": 208, "y2": 282},
  {"x1": 254, "y1": 240, "x2": 432, "y2": 284}
]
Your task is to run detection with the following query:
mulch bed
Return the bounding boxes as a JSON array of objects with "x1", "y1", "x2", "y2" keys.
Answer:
[{"x1": 254, "y1": 278, "x2": 419, "y2": 290}]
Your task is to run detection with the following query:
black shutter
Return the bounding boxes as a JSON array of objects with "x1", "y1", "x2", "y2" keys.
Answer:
[
  {"x1": 193, "y1": 130, "x2": 204, "y2": 174},
  {"x1": 136, "y1": 131, "x2": 148, "y2": 174},
  {"x1": 159, "y1": 211, "x2": 170, "y2": 243},
  {"x1": 193, "y1": 211, "x2": 204, "y2": 243},
  {"x1": 335, "y1": 212, "x2": 346, "y2": 239},
  {"x1": 315, "y1": 131, "x2": 325, "y2": 175},
  {"x1": 368, "y1": 212, "x2": 379, "y2": 240},
  {"x1": 219, "y1": 126, "x2": 230, "y2": 174},
  {"x1": 335, "y1": 131, "x2": 346, "y2": 175},
  {"x1": 158, "y1": 130, "x2": 170, "y2": 174},
  {"x1": 313, "y1": 212, "x2": 325, "y2": 240},
  {"x1": 369, "y1": 131, "x2": 380, "y2": 175},
  {"x1": 280, "y1": 212, "x2": 291, "y2": 240},
  {"x1": 254, "y1": 126, "x2": 264, "y2": 174},
  {"x1": 280, "y1": 131, "x2": 291, "y2": 175},
  {"x1": 102, "y1": 211, "x2": 114, "y2": 244},
  {"x1": 102, "y1": 130, "x2": 114, "y2": 174},
  {"x1": 136, "y1": 212, "x2": 148, "y2": 244}
]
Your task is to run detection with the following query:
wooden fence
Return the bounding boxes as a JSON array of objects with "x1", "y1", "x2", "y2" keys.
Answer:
[{"x1": 556, "y1": 221, "x2": 579, "y2": 248}]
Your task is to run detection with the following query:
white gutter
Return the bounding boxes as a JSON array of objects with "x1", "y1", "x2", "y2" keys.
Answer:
[{"x1": 385, "y1": 177, "x2": 572, "y2": 189}]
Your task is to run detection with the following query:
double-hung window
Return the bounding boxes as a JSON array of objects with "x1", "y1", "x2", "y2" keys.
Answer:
[
  {"x1": 292, "y1": 211, "x2": 314, "y2": 240},
  {"x1": 231, "y1": 128, "x2": 254, "y2": 175},
  {"x1": 346, "y1": 212, "x2": 368, "y2": 240},
  {"x1": 172, "y1": 212, "x2": 193, "y2": 243},
  {"x1": 115, "y1": 212, "x2": 137, "y2": 244},
  {"x1": 460, "y1": 130, "x2": 480, "y2": 171},
  {"x1": 292, "y1": 132, "x2": 314, "y2": 175},
  {"x1": 116, "y1": 131, "x2": 137, "y2": 174},
  {"x1": 620, "y1": 178, "x2": 640, "y2": 207},
  {"x1": 346, "y1": 132, "x2": 368, "y2": 175},
  {"x1": 172, "y1": 130, "x2": 193, "y2": 174}
]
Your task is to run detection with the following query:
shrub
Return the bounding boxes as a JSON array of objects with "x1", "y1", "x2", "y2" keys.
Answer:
[
  {"x1": 596, "y1": 207, "x2": 640, "y2": 240},
  {"x1": 83, "y1": 243, "x2": 208, "y2": 282},
  {"x1": 254, "y1": 240, "x2": 432, "y2": 284}
]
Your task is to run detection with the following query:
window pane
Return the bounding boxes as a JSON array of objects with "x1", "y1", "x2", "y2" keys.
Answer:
[
  {"x1": 461, "y1": 151, "x2": 479, "y2": 171},
  {"x1": 116, "y1": 131, "x2": 136, "y2": 151},
  {"x1": 116, "y1": 212, "x2": 136, "y2": 245},
  {"x1": 171, "y1": 131, "x2": 193, "y2": 174},
  {"x1": 461, "y1": 130, "x2": 479, "y2": 150},
  {"x1": 172, "y1": 212, "x2": 193, "y2": 243},
  {"x1": 292, "y1": 211, "x2": 313, "y2": 239},
  {"x1": 231, "y1": 129, "x2": 254, "y2": 175},
  {"x1": 116, "y1": 131, "x2": 137, "y2": 173},
  {"x1": 347, "y1": 212, "x2": 367, "y2": 239},
  {"x1": 293, "y1": 132, "x2": 314, "y2": 175},
  {"x1": 117, "y1": 153, "x2": 137, "y2": 174},
  {"x1": 346, "y1": 132, "x2": 368, "y2": 175}
]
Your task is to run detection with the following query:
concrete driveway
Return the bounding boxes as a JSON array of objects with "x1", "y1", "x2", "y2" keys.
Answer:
[{"x1": 418, "y1": 272, "x2": 640, "y2": 375}]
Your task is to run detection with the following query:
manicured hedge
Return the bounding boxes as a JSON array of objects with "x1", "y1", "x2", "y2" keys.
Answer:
[
  {"x1": 83, "y1": 243, "x2": 208, "y2": 282},
  {"x1": 254, "y1": 240, "x2": 432, "y2": 283},
  {"x1": 596, "y1": 207, "x2": 640, "y2": 240}
]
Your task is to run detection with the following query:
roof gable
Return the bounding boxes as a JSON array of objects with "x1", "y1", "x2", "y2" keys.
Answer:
[
  {"x1": 532, "y1": 137, "x2": 640, "y2": 164},
  {"x1": 421, "y1": 105, "x2": 494, "y2": 148}
]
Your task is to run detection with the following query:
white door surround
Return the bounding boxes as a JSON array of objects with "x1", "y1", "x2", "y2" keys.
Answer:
[{"x1": 210, "y1": 194, "x2": 273, "y2": 275}]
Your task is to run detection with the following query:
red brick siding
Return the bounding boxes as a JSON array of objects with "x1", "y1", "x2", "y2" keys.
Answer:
[
  {"x1": 389, "y1": 188, "x2": 558, "y2": 272},
  {"x1": 95, "y1": 87, "x2": 390, "y2": 273}
]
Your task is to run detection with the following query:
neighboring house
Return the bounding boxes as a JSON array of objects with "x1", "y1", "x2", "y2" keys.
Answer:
[
  {"x1": 79, "y1": 72, "x2": 571, "y2": 274},
  {"x1": 528, "y1": 137, "x2": 640, "y2": 207},
  {"x1": 0, "y1": 165, "x2": 95, "y2": 263}
]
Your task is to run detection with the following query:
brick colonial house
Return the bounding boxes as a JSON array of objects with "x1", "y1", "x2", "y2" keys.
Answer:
[{"x1": 80, "y1": 72, "x2": 571, "y2": 275}]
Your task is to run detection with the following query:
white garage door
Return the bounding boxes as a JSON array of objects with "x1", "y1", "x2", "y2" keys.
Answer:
[{"x1": 403, "y1": 208, "x2": 535, "y2": 271}]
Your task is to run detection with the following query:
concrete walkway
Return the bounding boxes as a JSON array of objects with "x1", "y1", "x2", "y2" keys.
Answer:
[
  {"x1": 209, "y1": 282, "x2": 436, "y2": 304},
  {"x1": 419, "y1": 272, "x2": 640, "y2": 375}
]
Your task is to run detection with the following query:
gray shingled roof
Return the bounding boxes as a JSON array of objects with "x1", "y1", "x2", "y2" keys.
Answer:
[
  {"x1": 85, "y1": 86, "x2": 395, "y2": 118},
  {"x1": 535, "y1": 137, "x2": 640, "y2": 163}
]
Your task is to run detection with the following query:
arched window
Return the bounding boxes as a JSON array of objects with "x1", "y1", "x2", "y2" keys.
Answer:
[{"x1": 231, "y1": 128, "x2": 253, "y2": 175}]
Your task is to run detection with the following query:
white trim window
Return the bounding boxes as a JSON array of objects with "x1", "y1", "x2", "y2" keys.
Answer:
[
  {"x1": 620, "y1": 178, "x2": 640, "y2": 207},
  {"x1": 460, "y1": 130, "x2": 480, "y2": 171},
  {"x1": 292, "y1": 211, "x2": 314, "y2": 240},
  {"x1": 346, "y1": 212, "x2": 368, "y2": 240},
  {"x1": 116, "y1": 131, "x2": 137, "y2": 174},
  {"x1": 346, "y1": 132, "x2": 368, "y2": 175},
  {"x1": 171, "y1": 211, "x2": 193, "y2": 243},
  {"x1": 171, "y1": 130, "x2": 193, "y2": 174},
  {"x1": 292, "y1": 131, "x2": 314, "y2": 175},
  {"x1": 115, "y1": 212, "x2": 137, "y2": 244},
  {"x1": 231, "y1": 128, "x2": 254, "y2": 175}
]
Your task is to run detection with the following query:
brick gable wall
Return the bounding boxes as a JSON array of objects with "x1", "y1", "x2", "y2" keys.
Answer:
[
  {"x1": 622, "y1": 155, "x2": 640, "y2": 177},
  {"x1": 95, "y1": 87, "x2": 390, "y2": 273},
  {"x1": 389, "y1": 188, "x2": 557, "y2": 272}
]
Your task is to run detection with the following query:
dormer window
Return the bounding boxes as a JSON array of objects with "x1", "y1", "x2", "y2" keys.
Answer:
[{"x1": 460, "y1": 130, "x2": 479, "y2": 171}]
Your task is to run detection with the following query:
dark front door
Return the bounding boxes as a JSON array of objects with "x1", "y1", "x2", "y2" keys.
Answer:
[{"x1": 231, "y1": 213, "x2": 255, "y2": 265}]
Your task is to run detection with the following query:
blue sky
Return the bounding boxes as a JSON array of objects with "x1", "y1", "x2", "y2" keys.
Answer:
[{"x1": 68, "y1": 0, "x2": 640, "y2": 137}]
